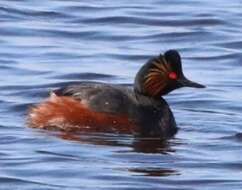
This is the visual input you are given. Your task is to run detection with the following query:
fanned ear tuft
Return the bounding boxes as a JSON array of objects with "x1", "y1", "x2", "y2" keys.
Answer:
[{"x1": 143, "y1": 55, "x2": 172, "y2": 97}]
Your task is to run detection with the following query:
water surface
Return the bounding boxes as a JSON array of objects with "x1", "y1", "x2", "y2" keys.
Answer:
[{"x1": 0, "y1": 0, "x2": 242, "y2": 189}]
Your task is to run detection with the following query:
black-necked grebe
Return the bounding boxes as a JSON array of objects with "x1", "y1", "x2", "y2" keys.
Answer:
[{"x1": 27, "y1": 50, "x2": 205, "y2": 138}]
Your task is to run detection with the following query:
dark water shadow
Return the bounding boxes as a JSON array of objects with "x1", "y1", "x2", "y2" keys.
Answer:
[
  {"x1": 47, "y1": 131, "x2": 180, "y2": 177},
  {"x1": 51, "y1": 131, "x2": 177, "y2": 154},
  {"x1": 128, "y1": 167, "x2": 179, "y2": 177},
  {"x1": 220, "y1": 133, "x2": 242, "y2": 142}
]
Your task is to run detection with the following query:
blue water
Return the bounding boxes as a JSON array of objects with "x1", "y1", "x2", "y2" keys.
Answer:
[{"x1": 1, "y1": 0, "x2": 242, "y2": 189}]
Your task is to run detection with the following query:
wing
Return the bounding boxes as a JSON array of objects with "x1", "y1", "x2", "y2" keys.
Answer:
[{"x1": 53, "y1": 82, "x2": 133, "y2": 114}]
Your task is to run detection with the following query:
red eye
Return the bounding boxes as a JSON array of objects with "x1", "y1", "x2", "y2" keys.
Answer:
[{"x1": 168, "y1": 72, "x2": 177, "y2": 80}]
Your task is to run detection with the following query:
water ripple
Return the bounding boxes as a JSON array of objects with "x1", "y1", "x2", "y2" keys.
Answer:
[{"x1": 0, "y1": 0, "x2": 242, "y2": 190}]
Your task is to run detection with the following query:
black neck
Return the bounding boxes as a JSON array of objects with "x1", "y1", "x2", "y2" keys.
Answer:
[{"x1": 134, "y1": 89, "x2": 165, "y2": 107}]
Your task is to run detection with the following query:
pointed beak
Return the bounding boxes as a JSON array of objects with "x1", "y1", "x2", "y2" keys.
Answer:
[{"x1": 178, "y1": 77, "x2": 206, "y2": 88}]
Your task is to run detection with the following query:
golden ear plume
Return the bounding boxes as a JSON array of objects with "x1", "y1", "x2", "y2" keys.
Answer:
[{"x1": 144, "y1": 56, "x2": 172, "y2": 97}]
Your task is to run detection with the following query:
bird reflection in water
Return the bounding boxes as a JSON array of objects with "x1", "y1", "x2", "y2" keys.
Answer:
[
  {"x1": 128, "y1": 167, "x2": 179, "y2": 177},
  {"x1": 53, "y1": 131, "x2": 176, "y2": 153},
  {"x1": 44, "y1": 131, "x2": 180, "y2": 177}
]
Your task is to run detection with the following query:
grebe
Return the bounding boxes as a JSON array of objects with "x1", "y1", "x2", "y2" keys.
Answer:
[{"x1": 27, "y1": 50, "x2": 205, "y2": 138}]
